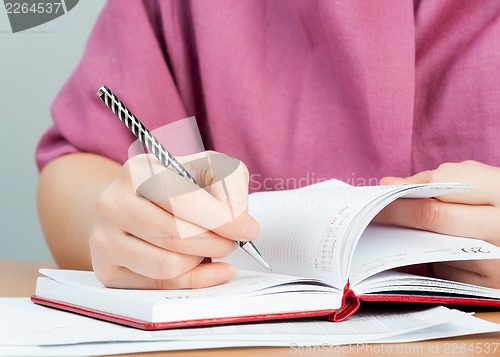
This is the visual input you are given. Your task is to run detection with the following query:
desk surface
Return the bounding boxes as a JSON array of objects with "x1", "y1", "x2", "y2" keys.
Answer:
[{"x1": 2, "y1": 260, "x2": 500, "y2": 357}]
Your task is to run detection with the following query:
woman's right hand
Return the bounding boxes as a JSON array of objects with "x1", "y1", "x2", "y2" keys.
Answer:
[{"x1": 89, "y1": 151, "x2": 260, "y2": 289}]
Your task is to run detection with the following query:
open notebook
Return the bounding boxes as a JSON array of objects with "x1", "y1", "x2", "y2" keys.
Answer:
[{"x1": 33, "y1": 180, "x2": 500, "y2": 329}]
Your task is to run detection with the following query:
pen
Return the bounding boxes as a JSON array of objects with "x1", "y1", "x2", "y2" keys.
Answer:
[{"x1": 96, "y1": 85, "x2": 271, "y2": 271}]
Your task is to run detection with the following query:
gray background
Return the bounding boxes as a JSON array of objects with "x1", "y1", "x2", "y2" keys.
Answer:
[{"x1": 0, "y1": 0, "x2": 106, "y2": 262}]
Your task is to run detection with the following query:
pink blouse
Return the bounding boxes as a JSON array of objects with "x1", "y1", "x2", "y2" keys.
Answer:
[{"x1": 36, "y1": 0, "x2": 500, "y2": 192}]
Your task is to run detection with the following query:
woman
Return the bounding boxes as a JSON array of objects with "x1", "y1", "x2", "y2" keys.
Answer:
[{"x1": 37, "y1": 0, "x2": 500, "y2": 289}]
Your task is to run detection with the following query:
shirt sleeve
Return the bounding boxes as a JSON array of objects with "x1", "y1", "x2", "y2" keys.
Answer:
[{"x1": 36, "y1": 0, "x2": 188, "y2": 170}]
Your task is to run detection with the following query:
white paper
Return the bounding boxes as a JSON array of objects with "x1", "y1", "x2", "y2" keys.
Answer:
[{"x1": 1, "y1": 299, "x2": 499, "y2": 356}]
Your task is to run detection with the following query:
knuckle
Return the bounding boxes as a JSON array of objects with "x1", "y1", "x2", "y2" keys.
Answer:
[
  {"x1": 92, "y1": 267, "x2": 118, "y2": 288},
  {"x1": 437, "y1": 162, "x2": 454, "y2": 171},
  {"x1": 434, "y1": 162, "x2": 452, "y2": 177},
  {"x1": 151, "y1": 255, "x2": 183, "y2": 280},
  {"x1": 428, "y1": 173, "x2": 443, "y2": 185},
  {"x1": 461, "y1": 159, "x2": 479, "y2": 166},
  {"x1": 428, "y1": 169, "x2": 438, "y2": 182},
  {"x1": 88, "y1": 231, "x2": 112, "y2": 254},
  {"x1": 415, "y1": 199, "x2": 443, "y2": 229},
  {"x1": 163, "y1": 224, "x2": 180, "y2": 246},
  {"x1": 433, "y1": 162, "x2": 457, "y2": 181},
  {"x1": 94, "y1": 190, "x2": 118, "y2": 218}
]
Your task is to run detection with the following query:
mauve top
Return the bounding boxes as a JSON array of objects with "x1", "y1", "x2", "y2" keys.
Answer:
[{"x1": 36, "y1": 0, "x2": 500, "y2": 192}]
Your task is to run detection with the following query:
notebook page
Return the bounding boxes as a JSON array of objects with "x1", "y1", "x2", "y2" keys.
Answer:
[
  {"x1": 39, "y1": 269, "x2": 335, "y2": 301},
  {"x1": 341, "y1": 183, "x2": 474, "y2": 278},
  {"x1": 222, "y1": 182, "x2": 406, "y2": 287},
  {"x1": 349, "y1": 225, "x2": 500, "y2": 286},
  {"x1": 354, "y1": 270, "x2": 500, "y2": 299}
]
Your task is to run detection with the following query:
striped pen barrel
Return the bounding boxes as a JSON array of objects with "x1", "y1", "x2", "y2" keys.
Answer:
[
  {"x1": 96, "y1": 85, "x2": 271, "y2": 271},
  {"x1": 96, "y1": 85, "x2": 197, "y2": 184}
]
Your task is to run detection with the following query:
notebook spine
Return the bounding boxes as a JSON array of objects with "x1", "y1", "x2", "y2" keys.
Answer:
[{"x1": 328, "y1": 280, "x2": 360, "y2": 322}]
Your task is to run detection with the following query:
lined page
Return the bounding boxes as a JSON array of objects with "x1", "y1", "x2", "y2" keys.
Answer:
[
  {"x1": 222, "y1": 181, "x2": 401, "y2": 287},
  {"x1": 349, "y1": 225, "x2": 500, "y2": 285}
]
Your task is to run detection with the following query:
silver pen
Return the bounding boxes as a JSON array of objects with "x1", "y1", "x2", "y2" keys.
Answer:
[{"x1": 96, "y1": 85, "x2": 271, "y2": 271}]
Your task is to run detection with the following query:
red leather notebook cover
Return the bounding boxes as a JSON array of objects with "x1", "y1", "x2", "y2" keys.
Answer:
[
  {"x1": 359, "y1": 294, "x2": 500, "y2": 307},
  {"x1": 30, "y1": 282, "x2": 361, "y2": 330},
  {"x1": 31, "y1": 296, "x2": 338, "y2": 330}
]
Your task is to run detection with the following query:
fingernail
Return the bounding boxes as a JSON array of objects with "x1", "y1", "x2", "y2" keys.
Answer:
[
  {"x1": 241, "y1": 217, "x2": 260, "y2": 240},
  {"x1": 213, "y1": 266, "x2": 237, "y2": 283}
]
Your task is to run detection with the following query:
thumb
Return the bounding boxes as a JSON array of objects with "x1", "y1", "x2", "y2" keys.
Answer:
[
  {"x1": 102, "y1": 262, "x2": 238, "y2": 289},
  {"x1": 161, "y1": 262, "x2": 237, "y2": 289}
]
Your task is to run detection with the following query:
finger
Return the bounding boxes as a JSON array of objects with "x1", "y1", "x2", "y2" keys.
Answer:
[
  {"x1": 374, "y1": 198, "x2": 500, "y2": 244},
  {"x1": 163, "y1": 262, "x2": 237, "y2": 289},
  {"x1": 429, "y1": 162, "x2": 500, "y2": 206},
  {"x1": 94, "y1": 262, "x2": 236, "y2": 289},
  {"x1": 432, "y1": 262, "x2": 498, "y2": 288},
  {"x1": 435, "y1": 260, "x2": 495, "y2": 279},
  {"x1": 382, "y1": 162, "x2": 500, "y2": 205},
  {"x1": 117, "y1": 194, "x2": 237, "y2": 258},
  {"x1": 96, "y1": 179, "x2": 237, "y2": 257},
  {"x1": 380, "y1": 170, "x2": 434, "y2": 186},
  {"x1": 90, "y1": 230, "x2": 203, "y2": 281},
  {"x1": 137, "y1": 161, "x2": 259, "y2": 242}
]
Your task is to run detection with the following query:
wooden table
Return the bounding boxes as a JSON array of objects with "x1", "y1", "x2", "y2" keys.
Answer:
[{"x1": 1, "y1": 260, "x2": 499, "y2": 356}]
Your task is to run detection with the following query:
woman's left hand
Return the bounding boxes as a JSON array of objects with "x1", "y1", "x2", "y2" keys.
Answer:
[{"x1": 374, "y1": 160, "x2": 500, "y2": 289}]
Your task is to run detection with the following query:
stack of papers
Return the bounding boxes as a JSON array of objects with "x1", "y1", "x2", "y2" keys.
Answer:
[{"x1": 1, "y1": 298, "x2": 499, "y2": 356}]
